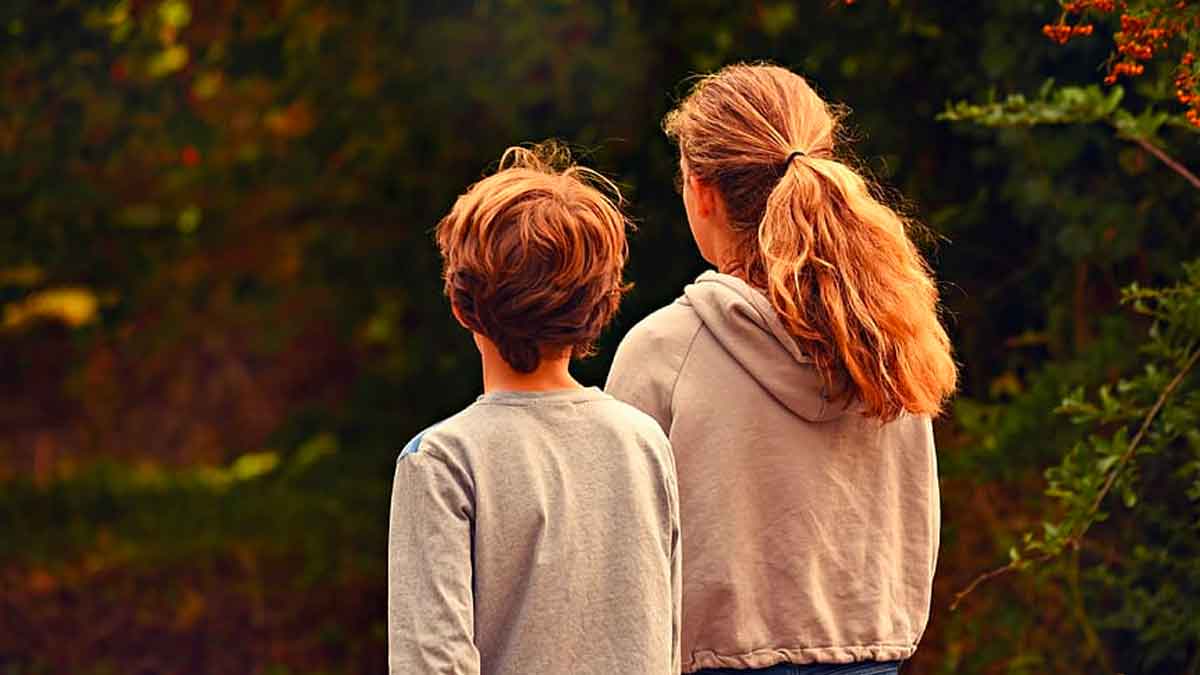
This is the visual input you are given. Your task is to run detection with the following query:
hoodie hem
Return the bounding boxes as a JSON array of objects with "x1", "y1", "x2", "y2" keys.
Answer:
[{"x1": 684, "y1": 643, "x2": 916, "y2": 673}]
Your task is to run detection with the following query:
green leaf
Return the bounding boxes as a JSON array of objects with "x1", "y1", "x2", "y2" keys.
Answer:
[
  {"x1": 1097, "y1": 454, "x2": 1120, "y2": 473},
  {"x1": 1042, "y1": 521, "x2": 1061, "y2": 539},
  {"x1": 148, "y1": 45, "x2": 189, "y2": 77},
  {"x1": 158, "y1": 0, "x2": 192, "y2": 28},
  {"x1": 291, "y1": 433, "x2": 339, "y2": 472},
  {"x1": 230, "y1": 452, "x2": 280, "y2": 481},
  {"x1": 1122, "y1": 486, "x2": 1139, "y2": 508}
]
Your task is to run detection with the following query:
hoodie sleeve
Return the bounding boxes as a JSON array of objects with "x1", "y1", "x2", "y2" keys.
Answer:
[
  {"x1": 605, "y1": 301, "x2": 703, "y2": 435},
  {"x1": 669, "y1": 487, "x2": 683, "y2": 675},
  {"x1": 388, "y1": 436, "x2": 480, "y2": 675}
]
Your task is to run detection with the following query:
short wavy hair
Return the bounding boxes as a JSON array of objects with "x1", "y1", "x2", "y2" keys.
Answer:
[{"x1": 435, "y1": 142, "x2": 632, "y2": 373}]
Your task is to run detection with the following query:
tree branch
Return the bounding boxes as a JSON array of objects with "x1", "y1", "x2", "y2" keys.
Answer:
[
  {"x1": 951, "y1": 344, "x2": 1200, "y2": 610},
  {"x1": 1128, "y1": 135, "x2": 1200, "y2": 191},
  {"x1": 950, "y1": 554, "x2": 1047, "y2": 611},
  {"x1": 1079, "y1": 344, "x2": 1200, "y2": 537}
]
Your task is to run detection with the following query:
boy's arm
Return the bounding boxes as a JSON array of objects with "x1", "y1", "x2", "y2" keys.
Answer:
[{"x1": 388, "y1": 440, "x2": 480, "y2": 675}]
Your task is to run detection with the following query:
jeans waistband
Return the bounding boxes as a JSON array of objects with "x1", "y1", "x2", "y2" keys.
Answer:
[{"x1": 698, "y1": 661, "x2": 901, "y2": 675}]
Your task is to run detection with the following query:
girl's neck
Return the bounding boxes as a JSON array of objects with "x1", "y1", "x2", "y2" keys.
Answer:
[{"x1": 475, "y1": 335, "x2": 582, "y2": 394}]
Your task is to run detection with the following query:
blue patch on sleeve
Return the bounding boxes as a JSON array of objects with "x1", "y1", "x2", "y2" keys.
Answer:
[
  {"x1": 397, "y1": 414, "x2": 458, "y2": 464},
  {"x1": 397, "y1": 430, "x2": 427, "y2": 462}
]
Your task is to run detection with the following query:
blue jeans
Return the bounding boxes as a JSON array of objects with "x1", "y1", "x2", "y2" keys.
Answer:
[{"x1": 697, "y1": 662, "x2": 901, "y2": 675}]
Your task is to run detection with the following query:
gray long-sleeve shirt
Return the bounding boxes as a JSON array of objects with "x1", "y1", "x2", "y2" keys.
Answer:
[{"x1": 388, "y1": 387, "x2": 681, "y2": 675}]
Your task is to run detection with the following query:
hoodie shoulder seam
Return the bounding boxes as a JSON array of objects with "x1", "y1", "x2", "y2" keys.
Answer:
[{"x1": 667, "y1": 312, "x2": 706, "y2": 423}]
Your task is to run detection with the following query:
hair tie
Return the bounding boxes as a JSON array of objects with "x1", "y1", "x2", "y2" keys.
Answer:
[{"x1": 785, "y1": 150, "x2": 807, "y2": 165}]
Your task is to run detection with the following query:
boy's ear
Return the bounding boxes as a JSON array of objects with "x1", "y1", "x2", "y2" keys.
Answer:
[{"x1": 449, "y1": 301, "x2": 470, "y2": 331}]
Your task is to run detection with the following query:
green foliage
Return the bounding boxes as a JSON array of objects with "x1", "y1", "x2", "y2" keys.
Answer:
[
  {"x1": 0, "y1": 437, "x2": 384, "y2": 574},
  {"x1": 3, "y1": 0, "x2": 1200, "y2": 672},
  {"x1": 1031, "y1": 264, "x2": 1200, "y2": 556},
  {"x1": 942, "y1": 2, "x2": 1200, "y2": 671},
  {"x1": 940, "y1": 81, "x2": 1194, "y2": 143},
  {"x1": 942, "y1": 82, "x2": 1128, "y2": 128}
]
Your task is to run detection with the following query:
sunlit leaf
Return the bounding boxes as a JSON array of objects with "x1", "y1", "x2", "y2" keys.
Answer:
[
  {"x1": 4, "y1": 287, "x2": 99, "y2": 329},
  {"x1": 191, "y1": 71, "x2": 222, "y2": 100},
  {"x1": 177, "y1": 205, "x2": 202, "y2": 233},
  {"x1": 158, "y1": 0, "x2": 192, "y2": 29},
  {"x1": 230, "y1": 452, "x2": 280, "y2": 481},
  {"x1": 291, "y1": 433, "x2": 339, "y2": 472},
  {"x1": 148, "y1": 45, "x2": 189, "y2": 77}
]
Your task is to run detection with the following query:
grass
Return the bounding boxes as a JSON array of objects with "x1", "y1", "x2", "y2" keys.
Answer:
[{"x1": 0, "y1": 441, "x2": 395, "y2": 674}]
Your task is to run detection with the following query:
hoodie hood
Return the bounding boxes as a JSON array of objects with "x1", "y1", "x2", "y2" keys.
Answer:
[{"x1": 682, "y1": 271, "x2": 849, "y2": 422}]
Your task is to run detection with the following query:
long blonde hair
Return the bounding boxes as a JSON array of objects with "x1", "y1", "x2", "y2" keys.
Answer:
[{"x1": 664, "y1": 63, "x2": 956, "y2": 420}]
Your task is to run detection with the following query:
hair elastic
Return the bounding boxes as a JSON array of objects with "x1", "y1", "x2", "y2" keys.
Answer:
[{"x1": 785, "y1": 150, "x2": 807, "y2": 164}]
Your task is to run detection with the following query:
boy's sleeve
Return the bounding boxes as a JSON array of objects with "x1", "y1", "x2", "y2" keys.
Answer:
[{"x1": 388, "y1": 437, "x2": 480, "y2": 675}]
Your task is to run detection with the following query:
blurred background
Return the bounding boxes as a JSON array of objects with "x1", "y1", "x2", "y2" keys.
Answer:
[{"x1": 2, "y1": 1, "x2": 1199, "y2": 673}]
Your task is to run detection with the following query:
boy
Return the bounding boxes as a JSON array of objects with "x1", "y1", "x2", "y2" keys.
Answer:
[{"x1": 388, "y1": 143, "x2": 681, "y2": 675}]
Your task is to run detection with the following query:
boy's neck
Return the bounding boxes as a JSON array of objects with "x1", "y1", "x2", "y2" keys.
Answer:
[{"x1": 475, "y1": 335, "x2": 583, "y2": 394}]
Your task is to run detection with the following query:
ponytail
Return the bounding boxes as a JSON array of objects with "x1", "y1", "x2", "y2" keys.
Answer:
[
  {"x1": 760, "y1": 155, "x2": 954, "y2": 419},
  {"x1": 665, "y1": 63, "x2": 956, "y2": 420}
]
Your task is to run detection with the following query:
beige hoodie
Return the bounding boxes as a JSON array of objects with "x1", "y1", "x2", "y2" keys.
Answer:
[{"x1": 606, "y1": 271, "x2": 939, "y2": 672}]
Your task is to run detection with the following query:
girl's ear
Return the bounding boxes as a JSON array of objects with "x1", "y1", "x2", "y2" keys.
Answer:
[
  {"x1": 691, "y1": 171, "x2": 705, "y2": 213},
  {"x1": 690, "y1": 174, "x2": 728, "y2": 219},
  {"x1": 687, "y1": 173, "x2": 713, "y2": 217}
]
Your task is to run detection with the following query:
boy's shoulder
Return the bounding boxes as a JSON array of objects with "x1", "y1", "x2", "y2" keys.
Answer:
[
  {"x1": 396, "y1": 404, "x2": 486, "y2": 464},
  {"x1": 397, "y1": 392, "x2": 670, "y2": 465}
]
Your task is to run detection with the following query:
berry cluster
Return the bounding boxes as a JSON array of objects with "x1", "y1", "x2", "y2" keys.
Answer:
[
  {"x1": 1103, "y1": 10, "x2": 1181, "y2": 84},
  {"x1": 1179, "y1": 52, "x2": 1199, "y2": 125},
  {"x1": 1064, "y1": 0, "x2": 1116, "y2": 12},
  {"x1": 1045, "y1": 0, "x2": 1200, "y2": 127},
  {"x1": 1043, "y1": 22, "x2": 1095, "y2": 44},
  {"x1": 1108, "y1": 61, "x2": 1147, "y2": 79},
  {"x1": 1042, "y1": 0, "x2": 1118, "y2": 43}
]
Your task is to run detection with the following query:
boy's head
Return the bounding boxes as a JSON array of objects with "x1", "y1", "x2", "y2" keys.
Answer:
[{"x1": 436, "y1": 142, "x2": 631, "y2": 374}]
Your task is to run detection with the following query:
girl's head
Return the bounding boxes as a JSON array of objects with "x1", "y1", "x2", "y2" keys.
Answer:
[{"x1": 664, "y1": 63, "x2": 956, "y2": 420}]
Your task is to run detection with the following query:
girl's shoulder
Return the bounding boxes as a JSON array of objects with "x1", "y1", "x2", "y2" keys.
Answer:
[
  {"x1": 606, "y1": 297, "x2": 705, "y2": 432},
  {"x1": 617, "y1": 296, "x2": 703, "y2": 357}
]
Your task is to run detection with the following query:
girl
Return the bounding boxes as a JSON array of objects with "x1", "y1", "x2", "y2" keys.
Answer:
[{"x1": 606, "y1": 64, "x2": 957, "y2": 674}]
